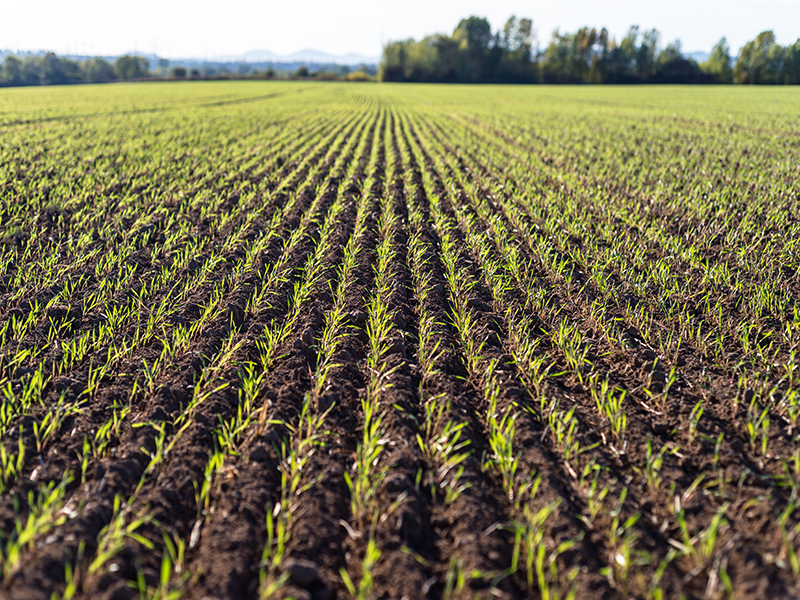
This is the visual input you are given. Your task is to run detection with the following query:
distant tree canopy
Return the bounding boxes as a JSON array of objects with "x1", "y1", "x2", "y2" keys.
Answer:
[
  {"x1": 734, "y1": 31, "x2": 800, "y2": 84},
  {"x1": 0, "y1": 53, "x2": 152, "y2": 86},
  {"x1": 0, "y1": 53, "x2": 375, "y2": 87},
  {"x1": 381, "y1": 16, "x2": 534, "y2": 83},
  {"x1": 114, "y1": 55, "x2": 149, "y2": 80},
  {"x1": 1, "y1": 52, "x2": 83, "y2": 86},
  {"x1": 2, "y1": 23, "x2": 798, "y2": 88},
  {"x1": 380, "y1": 18, "x2": 800, "y2": 84},
  {"x1": 701, "y1": 38, "x2": 733, "y2": 83},
  {"x1": 84, "y1": 58, "x2": 115, "y2": 83}
]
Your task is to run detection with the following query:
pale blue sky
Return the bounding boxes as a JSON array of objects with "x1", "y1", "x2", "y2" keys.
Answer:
[{"x1": 4, "y1": 0, "x2": 798, "y2": 59}]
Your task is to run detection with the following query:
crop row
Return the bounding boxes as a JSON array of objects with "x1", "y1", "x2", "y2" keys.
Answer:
[{"x1": 2, "y1": 82, "x2": 800, "y2": 600}]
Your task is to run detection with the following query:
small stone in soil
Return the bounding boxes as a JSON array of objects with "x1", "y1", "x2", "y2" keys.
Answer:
[
  {"x1": 484, "y1": 331, "x2": 501, "y2": 347},
  {"x1": 432, "y1": 516, "x2": 448, "y2": 528},
  {"x1": 317, "y1": 392, "x2": 338, "y2": 411},
  {"x1": 283, "y1": 558, "x2": 322, "y2": 588},
  {"x1": 14, "y1": 366, "x2": 34, "y2": 379},
  {"x1": 250, "y1": 446, "x2": 271, "y2": 462},
  {"x1": 386, "y1": 337, "x2": 405, "y2": 356},
  {"x1": 283, "y1": 587, "x2": 311, "y2": 600},
  {"x1": 309, "y1": 306, "x2": 324, "y2": 326},
  {"x1": 504, "y1": 387, "x2": 527, "y2": 399},
  {"x1": 349, "y1": 310, "x2": 367, "y2": 325},
  {"x1": 652, "y1": 421, "x2": 669, "y2": 434},
  {"x1": 384, "y1": 474, "x2": 408, "y2": 492}
]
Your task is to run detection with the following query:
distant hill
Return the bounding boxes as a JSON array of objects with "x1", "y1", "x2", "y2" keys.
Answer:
[
  {"x1": 242, "y1": 49, "x2": 379, "y2": 66},
  {"x1": 0, "y1": 48, "x2": 380, "y2": 67},
  {"x1": 686, "y1": 51, "x2": 709, "y2": 64}
]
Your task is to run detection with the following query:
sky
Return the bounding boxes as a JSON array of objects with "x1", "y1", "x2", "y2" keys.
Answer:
[{"x1": 2, "y1": 0, "x2": 798, "y2": 60}]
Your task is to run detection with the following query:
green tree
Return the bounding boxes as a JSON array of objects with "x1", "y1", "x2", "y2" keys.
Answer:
[
  {"x1": 654, "y1": 41, "x2": 707, "y2": 83},
  {"x1": 380, "y1": 15, "x2": 536, "y2": 83},
  {"x1": 84, "y1": 57, "x2": 116, "y2": 83},
  {"x1": 2, "y1": 55, "x2": 23, "y2": 85},
  {"x1": 498, "y1": 17, "x2": 535, "y2": 81},
  {"x1": 657, "y1": 39, "x2": 683, "y2": 65},
  {"x1": 603, "y1": 26, "x2": 639, "y2": 82},
  {"x1": 21, "y1": 57, "x2": 43, "y2": 85},
  {"x1": 455, "y1": 16, "x2": 493, "y2": 52},
  {"x1": 541, "y1": 28, "x2": 597, "y2": 83},
  {"x1": 380, "y1": 39, "x2": 409, "y2": 81},
  {"x1": 454, "y1": 16, "x2": 495, "y2": 81},
  {"x1": 114, "y1": 55, "x2": 149, "y2": 80},
  {"x1": 541, "y1": 27, "x2": 609, "y2": 83},
  {"x1": 764, "y1": 42, "x2": 786, "y2": 83},
  {"x1": 502, "y1": 16, "x2": 533, "y2": 55},
  {"x1": 540, "y1": 30, "x2": 572, "y2": 82},
  {"x1": 48, "y1": 54, "x2": 65, "y2": 84},
  {"x1": 734, "y1": 31, "x2": 778, "y2": 84},
  {"x1": 783, "y1": 40, "x2": 800, "y2": 84},
  {"x1": 635, "y1": 28, "x2": 660, "y2": 78},
  {"x1": 701, "y1": 38, "x2": 733, "y2": 83},
  {"x1": 378, "y1": 15, "x2": 723, "y2": 85}
]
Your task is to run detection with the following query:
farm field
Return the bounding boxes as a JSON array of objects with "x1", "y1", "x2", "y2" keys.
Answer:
[{"x1": 0, "y1": 81, "x2": 800, "y2": 600}]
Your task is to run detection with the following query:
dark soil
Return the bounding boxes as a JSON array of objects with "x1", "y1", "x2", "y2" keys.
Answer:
[{"x1": 1, "y1": 87, "x2": 799, "y2": 600}]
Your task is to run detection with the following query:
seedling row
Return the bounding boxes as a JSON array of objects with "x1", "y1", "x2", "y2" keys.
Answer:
[{"x1": 1, "y1": 82, "x2": 799, "y2": 600}]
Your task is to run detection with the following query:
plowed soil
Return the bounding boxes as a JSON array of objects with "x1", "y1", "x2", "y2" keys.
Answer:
[{"x1": 2, "y1": 82, "x2": 800, "y2": 600}]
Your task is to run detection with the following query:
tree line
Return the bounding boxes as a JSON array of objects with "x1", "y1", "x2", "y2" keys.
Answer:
[
  {"x1": 4, "y1": 24, "x2": 798, "y2": 87},
  {"x1": 0, "y1": 52, "x2": 378, "y2": 87},
  {"x1": 380, "y1": 17, "x2": 800, "y2": 84},
  {"x1": 0, "y1": 53, "x2": 152, "y2": 86}
]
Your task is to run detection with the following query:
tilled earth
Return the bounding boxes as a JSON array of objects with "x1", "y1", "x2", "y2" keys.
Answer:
[{"x1": 1, "y1": 82, "x2": 800, "y2": 600}]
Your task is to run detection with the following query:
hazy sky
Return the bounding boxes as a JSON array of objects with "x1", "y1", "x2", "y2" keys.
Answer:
[{"x1": 3, "y1": 0, "x2": 798, "y2": 59}]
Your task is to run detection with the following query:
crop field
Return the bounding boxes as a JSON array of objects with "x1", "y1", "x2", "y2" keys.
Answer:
[{"x1": 0, "y1": 81, "x2": 799, "y2": 600}]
